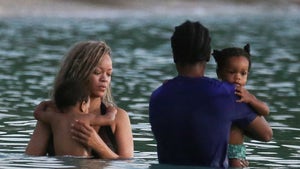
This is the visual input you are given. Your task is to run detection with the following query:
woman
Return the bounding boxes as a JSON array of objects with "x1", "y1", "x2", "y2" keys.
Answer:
[{"x1": 26, "y1": 41, "x2": 134, "y2": 159}]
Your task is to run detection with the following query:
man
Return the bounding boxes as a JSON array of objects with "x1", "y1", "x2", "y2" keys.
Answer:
[{"x1": 149, "y1": 20, "x2": 272, "y2": 168}]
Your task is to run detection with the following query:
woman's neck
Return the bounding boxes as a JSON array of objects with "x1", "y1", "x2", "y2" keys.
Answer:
[{"x1": 89, "y1": 97, "x2": 101, "y2": 114}]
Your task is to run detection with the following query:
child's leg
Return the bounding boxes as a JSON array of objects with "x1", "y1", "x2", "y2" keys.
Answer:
[
  {"x1": 229, "y1": 125, "x2": 244, "y2": 145},
  {"x1": 228, "y1": 144, "x2": 247, "y2": 167},
  {"x1": 228, "y1": 125, "x2": 248, "y2": 168}
]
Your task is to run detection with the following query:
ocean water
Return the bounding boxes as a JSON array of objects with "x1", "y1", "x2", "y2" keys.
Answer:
[{"x1": 0, "y1": 1, "x2": 299, "y2": 168}]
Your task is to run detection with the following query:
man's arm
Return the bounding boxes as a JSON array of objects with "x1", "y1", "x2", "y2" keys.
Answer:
[{"x1": 244, "y1": 116, "x2": 272, "y2": 142}]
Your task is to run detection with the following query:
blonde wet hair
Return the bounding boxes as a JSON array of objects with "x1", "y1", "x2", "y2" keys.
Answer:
[{"x1": 52, "y1": 40, "x2": 115, "y2": 106}]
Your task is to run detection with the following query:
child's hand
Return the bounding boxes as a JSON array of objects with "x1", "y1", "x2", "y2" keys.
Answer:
[
  {"x1": 235, "y1": 85, "x2": 255, "y2": 104},
  {"x1": 235, "y1": 85, "x2": 270, "y2": 116},
  {"x1": 105, "y1": 106, "x2": 117, "y2": 121}
]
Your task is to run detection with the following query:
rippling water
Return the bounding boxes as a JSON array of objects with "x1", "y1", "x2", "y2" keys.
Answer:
[{"x1": 0, "y1": 1, "x2": 299, "y2": 168}]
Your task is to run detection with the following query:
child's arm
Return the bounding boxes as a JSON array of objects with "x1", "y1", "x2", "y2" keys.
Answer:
[
  {"x1": 235, "y1": 85, "x2": 269, "y2": 116},
  {"x1": 90, "y1": 106, "x2": 117, "y2": 126}
]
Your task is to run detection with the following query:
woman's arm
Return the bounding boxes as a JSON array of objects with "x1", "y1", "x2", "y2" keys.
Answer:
[
  {"x1": 25, "y1": 121, "x2": 51, "y2": 155},
  {"x1": 26, "y1": 101, "x2": 56, "y2": 156},
  {"x1": 71, "y1": 108, "x2": 134, "y2": 159},
  {"x1": 34, "y1": 100, "x2": 58, "y2": 123},
  {"x1": 112, "y1": 108, "x2": 134, "y2": 158},
  {"x1": 34, "y1": 107, "x2": 53, "y2": 124}
]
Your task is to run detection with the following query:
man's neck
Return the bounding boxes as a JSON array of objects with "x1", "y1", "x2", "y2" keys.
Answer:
[{"x1": 177, "y1": 62, "x2": 206, "y2": 78}]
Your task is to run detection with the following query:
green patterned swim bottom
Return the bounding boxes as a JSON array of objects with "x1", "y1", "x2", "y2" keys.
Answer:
[{"x1": 228, "y1": 144, "x2": 246, "y2": 159}]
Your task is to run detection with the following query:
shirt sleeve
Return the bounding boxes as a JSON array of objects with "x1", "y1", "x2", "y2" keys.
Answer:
[
  {"x1": 233, "y1": 102, "x2": 257, "y2": 129},
  {"x1": 222, "y1": 82, "x2": 257, "y2": 129}
]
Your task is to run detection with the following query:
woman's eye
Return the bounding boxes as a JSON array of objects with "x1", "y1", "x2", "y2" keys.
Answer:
[{"x1": 94, "y1": 70, "x2": 101, "y2": 75}]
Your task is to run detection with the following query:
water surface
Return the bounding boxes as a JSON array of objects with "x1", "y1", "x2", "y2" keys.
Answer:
[{"x1": 0, "y1": 1, "x2": 299, "y2": 168}]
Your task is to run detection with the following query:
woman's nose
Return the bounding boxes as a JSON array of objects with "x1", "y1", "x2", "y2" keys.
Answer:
[{"x1": 100, "y1": 74, "x2": 108, "y2": 81}]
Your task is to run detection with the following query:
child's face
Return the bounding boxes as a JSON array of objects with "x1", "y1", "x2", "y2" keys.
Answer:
[{"x1": 219, "y1": 56, "x2": 249, "y2": 86}]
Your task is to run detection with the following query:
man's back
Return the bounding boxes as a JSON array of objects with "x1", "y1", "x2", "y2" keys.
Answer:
[
  {"x1": 149, "y1": 20, "x2": 272, "y2": 168},
  {"x1": 149, "y1": 76, "x2": 257, "y2": 167}
]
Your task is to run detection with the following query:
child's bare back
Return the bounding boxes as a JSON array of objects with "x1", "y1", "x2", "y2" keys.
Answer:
[
  {"x1": 34, "y1": 101, "x2": 117, "y2": 157},
  {"x1": 50, "y1": 112, "x2": 90, "y2": 156}
]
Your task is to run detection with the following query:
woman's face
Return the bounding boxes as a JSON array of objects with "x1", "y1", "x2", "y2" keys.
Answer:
[{"x1": 89, "y1": 54, "x2": 113, "y2": 98}]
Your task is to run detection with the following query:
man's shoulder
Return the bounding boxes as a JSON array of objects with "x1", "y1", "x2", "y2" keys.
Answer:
[
  {"x1": 151, "y1": 77, "x2": 235, "y2": 93},
  {"x1": 202, "y1": 77, "x2": 235, "y2": 92}
]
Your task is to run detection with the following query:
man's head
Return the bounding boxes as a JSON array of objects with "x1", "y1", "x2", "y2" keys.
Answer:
[{"x1": 171, "y1": 20, "x2": 211, "y2": 67}]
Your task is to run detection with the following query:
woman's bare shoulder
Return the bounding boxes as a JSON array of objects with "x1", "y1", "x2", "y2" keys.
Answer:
[
  {"x1": 115, "y1": 107, "x2": 129, "y2": 118},
  {"x1": 113, "y1": 107, "x2": 131, "y2": 126}
]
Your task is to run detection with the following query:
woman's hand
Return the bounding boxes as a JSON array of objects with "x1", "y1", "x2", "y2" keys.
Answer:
[
  {"x1": 34, "y1": 100, "x2": 58, "y2": 120},
  {"x1": 71, "y1": 108, "x2": 134, "y2": 159},
  {"x1": 70, "y1": 120, "x2": 99, "y2": 148},
  {"x1": 70, "y1": 120, "x2": 119, "y2": 159}
]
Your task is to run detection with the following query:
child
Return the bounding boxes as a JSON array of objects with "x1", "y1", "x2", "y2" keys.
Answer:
[
  {"x1": 34, "y1": 79, "x2": 116, "y2": 157},
  {"x1": 213, "y1": 44, "x2": 270, "y2": 167}
]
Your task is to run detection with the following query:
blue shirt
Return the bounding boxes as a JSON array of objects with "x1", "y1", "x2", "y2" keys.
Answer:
[{"x1": 149, "y1": 76, "x2": 257, "y2": 168}]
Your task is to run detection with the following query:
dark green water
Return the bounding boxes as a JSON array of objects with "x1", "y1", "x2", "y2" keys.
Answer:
[{"x1": 0, "y1": 4, "x2": 299, "y2": 168}]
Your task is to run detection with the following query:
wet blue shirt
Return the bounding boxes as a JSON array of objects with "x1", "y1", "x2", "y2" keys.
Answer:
[{"x1": 149, "y1": 76, "x2": 257, "y2": 168}]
